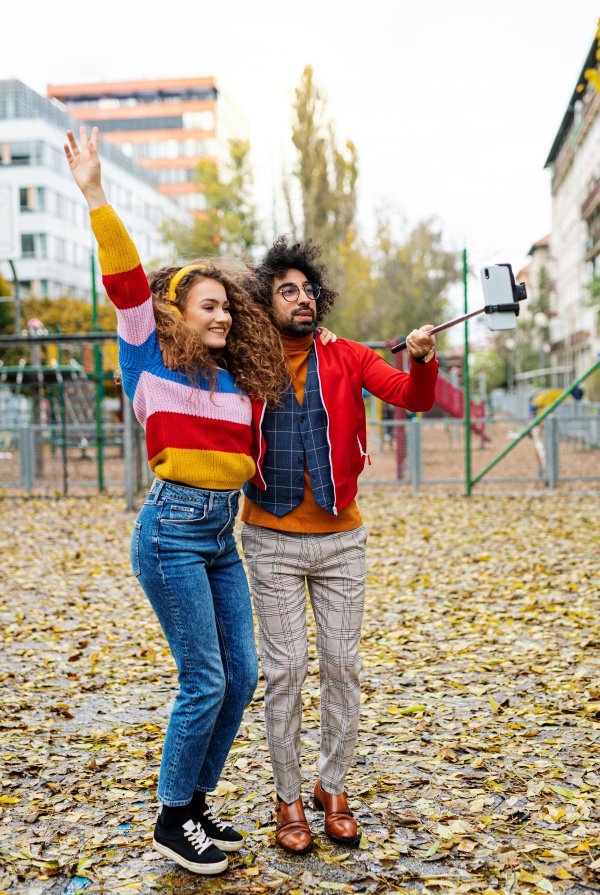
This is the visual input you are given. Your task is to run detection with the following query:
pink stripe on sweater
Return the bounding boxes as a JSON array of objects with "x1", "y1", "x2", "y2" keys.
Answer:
[
  {"x1": 117, "y1": 296, "x2": 155, "y2": 347},
  {"x1": 132, "y1": 370, "x2": 252, "y2": 429}
]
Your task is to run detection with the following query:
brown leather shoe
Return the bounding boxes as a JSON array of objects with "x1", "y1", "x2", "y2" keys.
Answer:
[
  {"x1": 313, "y1": 781, "x2": 360, "y2": 846},
  {"x1": 275, "y1": 796, "x2": 313, "y2": 855}
]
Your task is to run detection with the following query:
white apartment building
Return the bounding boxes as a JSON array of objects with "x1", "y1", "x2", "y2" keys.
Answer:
[
  {"x1": 545, "y1": 38, "x2": 600, "y2": 379},
  {"x1": 0, "y1": 80, "x2": 189, "y2": 301}
]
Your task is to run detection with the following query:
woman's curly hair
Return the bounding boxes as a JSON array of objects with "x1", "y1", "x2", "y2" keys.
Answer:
[
  {"x1": 245, "y1": 236, "x2": 338, "y2": 324},
  {"x1": 148, "y1": 261, "x2": 289, "y2": 406}
]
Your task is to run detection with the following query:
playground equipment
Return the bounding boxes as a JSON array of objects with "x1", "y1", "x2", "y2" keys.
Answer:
[{"x1": 0, "y1": 330, "x2": 149, "y2": 504}]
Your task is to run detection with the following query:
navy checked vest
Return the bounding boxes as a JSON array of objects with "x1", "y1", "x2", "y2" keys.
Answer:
[{"x1": 243, "y1": 343, "x2": 336, "y2": 516}]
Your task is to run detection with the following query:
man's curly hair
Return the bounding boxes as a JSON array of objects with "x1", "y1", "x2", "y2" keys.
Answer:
[{"x1": 246, "y1": 236, "x2": 338, "y2": 325}]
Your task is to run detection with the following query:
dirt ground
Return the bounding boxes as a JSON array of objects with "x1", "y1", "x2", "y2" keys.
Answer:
[{"x1": 1, "y1": 491, "x2": 600, "y2": 895}]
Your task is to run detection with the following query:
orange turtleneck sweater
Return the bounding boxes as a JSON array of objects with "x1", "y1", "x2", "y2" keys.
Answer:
[{"x1": 241, "y1": 333, "x2": 362, "y2": 533}]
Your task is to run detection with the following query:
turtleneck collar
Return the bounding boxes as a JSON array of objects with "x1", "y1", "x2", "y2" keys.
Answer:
[{"x1": 281, "y1": 332, "x2": 315, "y2": 353}]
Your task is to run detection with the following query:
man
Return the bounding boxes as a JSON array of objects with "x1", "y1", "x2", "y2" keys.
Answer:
[{"x1": 240, "y1": 236, "x2": 437, "y2": 854}]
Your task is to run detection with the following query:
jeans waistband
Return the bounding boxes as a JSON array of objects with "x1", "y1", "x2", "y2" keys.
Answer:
[{"x1": 148, "y1": 479, "x2": 240, "y2": 507}]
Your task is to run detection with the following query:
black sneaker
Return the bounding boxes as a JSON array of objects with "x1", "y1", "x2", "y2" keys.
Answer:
[
  {"x1": 153, "y1": 816, "x2": 228, "y2": 874},
  {"x1": 195, "y1": 804, "x2": 245, "y2": 852}
]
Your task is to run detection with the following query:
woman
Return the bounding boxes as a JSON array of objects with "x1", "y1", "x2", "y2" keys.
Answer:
[{"x1": 64, "y1": 126, "x2": 309, "y2": 875}]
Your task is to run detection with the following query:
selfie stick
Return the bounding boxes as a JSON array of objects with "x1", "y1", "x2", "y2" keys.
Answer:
[{"x1": 390, "y1": 296, "x2": 527, "y2": 354}]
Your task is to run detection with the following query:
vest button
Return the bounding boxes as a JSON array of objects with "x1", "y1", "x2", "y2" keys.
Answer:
[
  {"x1": 297, "y1": 457, "x2": 302, "y2": 463},
  {"x1": 297, "y1": 436, "x2": 302, "y2": 443},
  {"x1": 296, "y1": 494, "x2": 303, "y2": 500},
  {"x1": 299, "y1": 415, "x2": 305, "y2": 423},
  {"x1": 297, "y1": 476, "x2": 302, "y2": 483}
]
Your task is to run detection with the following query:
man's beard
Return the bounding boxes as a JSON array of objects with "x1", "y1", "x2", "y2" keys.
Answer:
[{"x1": 277, "y1": 307, "x2": 316, "y2": 338}]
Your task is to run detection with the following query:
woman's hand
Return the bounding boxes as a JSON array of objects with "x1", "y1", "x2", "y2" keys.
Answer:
[
  {"x1": 159, "y1": 338, "x2": 177, "y2": 371},
  {"x1": 317, "y1": 327, "x2": 337, "y2": 346},
  {"x1": 64, "y1": 127, "x2": 108, "y2": 210},
  {"x1": 406, "y1": 325, "x2": 435, "y2": 358}
]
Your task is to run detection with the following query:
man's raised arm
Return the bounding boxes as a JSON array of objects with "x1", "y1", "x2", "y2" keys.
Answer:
[{"x1": 354, "y1": 326, "x2": 438, "y2": 412}]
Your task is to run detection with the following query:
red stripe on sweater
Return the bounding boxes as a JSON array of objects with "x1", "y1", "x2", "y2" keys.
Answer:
[
  {"x1": 145, "y1": 412, "x2": 253, "y2": 458},
  {"x1": 103, "y1": 265, "x2": 150, "y2": 310}
]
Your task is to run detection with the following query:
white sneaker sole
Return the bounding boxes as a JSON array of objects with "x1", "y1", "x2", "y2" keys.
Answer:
[
  {"x1": 211, "y1": 836, "x2": 244, "y2": 852},
  {"x1": 152, "y1": 839, "x2": 228, "y2": 874}
]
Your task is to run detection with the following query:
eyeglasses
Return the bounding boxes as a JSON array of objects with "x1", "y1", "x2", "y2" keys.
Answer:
[{"x1": 273, "y1": 282, "x2": 321, "y2": 302}]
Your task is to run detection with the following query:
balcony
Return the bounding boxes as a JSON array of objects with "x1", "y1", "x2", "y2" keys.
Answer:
[
  {"x1": 585, "y1": 232, "x2": 600, "y2": 263},
  {"x1": 582, "y1": 179, "x2": 600, "y2": 219}
]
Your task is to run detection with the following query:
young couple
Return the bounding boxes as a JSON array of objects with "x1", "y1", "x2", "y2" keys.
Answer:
[{"x1": 65, "y1": 127, "x2": 438, "y2": 876}]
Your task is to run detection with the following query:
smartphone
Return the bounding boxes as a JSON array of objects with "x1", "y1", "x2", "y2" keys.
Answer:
[{"x1": 481, "y1": 265, "x2": 519, "y2": 331}]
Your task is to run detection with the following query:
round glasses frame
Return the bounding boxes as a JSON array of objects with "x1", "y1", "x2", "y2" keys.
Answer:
[{"x1": 273, "y1": 283, "x2": 321, "y2": 302}]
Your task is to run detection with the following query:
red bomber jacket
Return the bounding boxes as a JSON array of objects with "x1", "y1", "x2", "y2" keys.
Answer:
[{"x1": 248, "y1": 338, "x2": 438, "y2": 514}]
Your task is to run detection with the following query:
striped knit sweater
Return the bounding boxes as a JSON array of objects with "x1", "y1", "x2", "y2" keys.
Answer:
[{"x1": 90, "y1": 205, "x2": 256, "y2": 490}]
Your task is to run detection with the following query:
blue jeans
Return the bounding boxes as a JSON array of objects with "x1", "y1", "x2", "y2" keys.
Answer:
[{"x1": 131, "y1": 479, "x2": 258, "y2": 806}]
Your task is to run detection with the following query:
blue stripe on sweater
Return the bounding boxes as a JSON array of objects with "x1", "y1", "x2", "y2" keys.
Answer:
[{"x1": 117, "y1": 332, "x2": 239, "y2": 405}]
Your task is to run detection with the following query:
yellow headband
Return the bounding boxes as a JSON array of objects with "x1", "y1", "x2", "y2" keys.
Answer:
[{"x1": 167, "y1": 265, "x2": 206, "y2": 317}]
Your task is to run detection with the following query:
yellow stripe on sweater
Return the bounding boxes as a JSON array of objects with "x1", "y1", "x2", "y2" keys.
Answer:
[
  {"x1": 89, "y1": 205, "x2": 140, "y2": 276},
  {"x1": 150, "y1": 448, "x2": 256, "y2": 492}
]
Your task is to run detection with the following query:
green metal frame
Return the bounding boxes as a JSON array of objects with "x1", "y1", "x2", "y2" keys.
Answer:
[{"x1": 471, "y1": 356, "x2": 600, "y2": 487}]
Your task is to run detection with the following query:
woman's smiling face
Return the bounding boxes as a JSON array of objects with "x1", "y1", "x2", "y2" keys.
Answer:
[{"x1": 183, "y1": 278, "x2": 232, "y2": 348}]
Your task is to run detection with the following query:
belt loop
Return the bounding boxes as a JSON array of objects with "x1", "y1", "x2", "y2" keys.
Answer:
[
  {"x1": 208, "y1": 492, "x2": 214, "y2": 513},
  {"x1": 151, "y1": 480, "x2": 165, "y2": 504}
]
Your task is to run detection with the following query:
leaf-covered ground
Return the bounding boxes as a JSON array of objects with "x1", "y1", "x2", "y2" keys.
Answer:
[{"x1": 1, "y1": 491, "x2": 600, "y2": 895}]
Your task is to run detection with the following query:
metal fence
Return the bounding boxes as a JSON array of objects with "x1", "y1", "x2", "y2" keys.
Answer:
[
  {"x1": 0, "y1": 400, "x2": 154, "y2": 506},
  {"x1": 2, "y1": 408, "x2": 599, "y2": 499},
  {"x1": 360, "y1": 407, "x2": 600, "y2": 491}
]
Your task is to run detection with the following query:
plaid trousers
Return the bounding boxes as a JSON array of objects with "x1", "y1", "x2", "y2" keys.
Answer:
[{"x1": 241, "y1": 523, "x2": 367, "y2": 803}]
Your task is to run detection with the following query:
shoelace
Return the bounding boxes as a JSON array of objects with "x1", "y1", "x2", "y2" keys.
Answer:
[
  {"x1": 203, "y1": 805, "x2": 228, "y2": 832},
  {"x1": 184, "y1": 821, "x2": 212, "y2": 855}
]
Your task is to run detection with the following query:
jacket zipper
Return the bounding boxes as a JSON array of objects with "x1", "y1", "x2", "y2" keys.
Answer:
[
  {"x1": 314, "y1": 342, "x2": 338, "y2": 515},
  {"x1": 357, "y1": 435, "x2": 371, "y2": 465}
]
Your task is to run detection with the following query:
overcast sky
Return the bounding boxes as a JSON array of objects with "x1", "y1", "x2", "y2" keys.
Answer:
[{"x1": 3, "y1": 0, "x2": 599, "y2": 322}]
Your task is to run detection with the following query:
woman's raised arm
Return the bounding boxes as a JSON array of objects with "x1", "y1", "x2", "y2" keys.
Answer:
[
  {"x1": 64, "y1": 127, "x2": 108, "y2": 210},
  {"x1": 64, "y1": 127, "x2": 157, "y2": 377}
]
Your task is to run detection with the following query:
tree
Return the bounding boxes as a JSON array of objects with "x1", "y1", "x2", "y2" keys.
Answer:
[
  {"x1": 21, "y1": 296, "x2": 116, "y2": 333},
  {"x1": 287, "y1": 65, "x2": 358, "y2": 254},
  {"x1": 162, "y1": 138, "x2": 261, "y2": 259},
  {"x1": 471, "y1": 348, "x2": 508, "y2": 393},
  {"x1": 324, "y1": 217, "x2": 462, "y2": 343},
  {"x1": 286, "y1": 68, "x2": 461, "y2": 342},
  {"x1": 373, "y1": 216, "x2": 462, "y2": 340},
  {"x1": 0, "y1": 273, "x2": 13, "y2": 336},
  {"x1": 324, "y1": 228, "x2": 377, "y2": 342}
]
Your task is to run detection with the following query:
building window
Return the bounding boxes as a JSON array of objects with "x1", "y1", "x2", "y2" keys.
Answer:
[
  {"x1": 98, "y1": 98, "x2": 120, "y2": 110},
  {"x1": 20, "y1": 188, "x2": 33, "y2": 211},
  {"x1": 19, "y1": 187, "x2": 45, "y2": 213},
  {"x1": 40, "y1": 279, "x2": 49, "y2": 296},
  {"x1": 53, "y1": 236, "x2": 66, "y2": 262},
  {"x1": 21, "y1": 234, "x2": 35, "y2": 257},
  {"x1": 3, "y1": 141, "x2": 43, "y2": 166},
  {"x1": 21, "y1": 233, "x2": 46, "y2": 259},
  {"x1": 178, "y1": 193, "x2": 208, "y2": 211},
  {"x1": 183, "y1": 111, "x2": 214, "y2": 131},
  {"x1": 155, "y1": 167, "x2": 196, "y2": 184}
]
